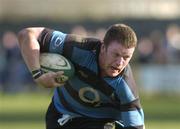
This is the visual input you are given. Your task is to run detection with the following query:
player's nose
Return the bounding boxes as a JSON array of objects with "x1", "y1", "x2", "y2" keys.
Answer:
[{"x1": 115, "y1": 57, "x2": 124, "y2": 67}]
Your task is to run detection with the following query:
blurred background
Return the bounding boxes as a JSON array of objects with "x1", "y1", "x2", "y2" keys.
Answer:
[{"x1": 0, "y1": 0, "x2": 180, "y2": 129}]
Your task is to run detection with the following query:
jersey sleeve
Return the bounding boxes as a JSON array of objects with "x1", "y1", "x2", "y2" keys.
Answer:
[
  {"x1": 38, "y1": 28, "x2": 67, "y2": 54},
  {"x1": 117, "y1": 65, "x2": 145, "y2": 128},
  {"x1": 38, "y1": 28, "x2": 101, "y2": 59},
  {"x1": 119, "y1": 108, "x2": 144, "y2": 129}
]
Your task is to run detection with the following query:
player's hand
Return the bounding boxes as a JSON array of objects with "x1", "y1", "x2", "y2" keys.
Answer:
[{"x1": 34, "y1": 71, "x2": 65, "y2": 88}]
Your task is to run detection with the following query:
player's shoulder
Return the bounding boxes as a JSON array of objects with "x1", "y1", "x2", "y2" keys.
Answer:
[
  {"x1": 40, "y1": 28, "x2": 102, "y2": 44},
  {"x1": 123, "y1": 64, "x2": 133, "y2": 78},
  {"x1": 122, "y1": 64, "x2": 139, "y2": 98},
  {"x1": 39, "y1": 27, "x2": 102, "y2": 52},
  {"x1": 64, "y1": 34, "x2": 102, "y2": 51},
  {"x1": 66, "y1": 34, "x2": 101, "y2": 44}
]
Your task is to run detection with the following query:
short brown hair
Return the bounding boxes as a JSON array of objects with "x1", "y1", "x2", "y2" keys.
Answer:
[{"x1": 103, "y1": 24, "x2": 137, "y2": 48}]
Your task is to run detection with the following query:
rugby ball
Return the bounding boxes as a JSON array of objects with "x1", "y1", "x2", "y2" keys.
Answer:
[{"x1": 40, "y1": 53, "x2": 75, "y2": 83}]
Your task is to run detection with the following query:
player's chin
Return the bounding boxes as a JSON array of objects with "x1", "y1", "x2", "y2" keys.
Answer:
[{"x1": 108, "y1": 71, "x2": 120, "y2": 77}]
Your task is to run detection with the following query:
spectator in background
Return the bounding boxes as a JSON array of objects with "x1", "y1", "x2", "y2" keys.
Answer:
[
  {"x1": 71, "y1": 25, "x2": 88, "y2": 36},
  {"x1": 95, "y1": 28, "x2": 106, "y2": 40},
  {"x1": 1, "y1": 31, "x2": 33, "y2": 92},
  {"x1": 137, "y1": 37, "x2": 154, "y2": 63},
  {"x1": 0, "y1": 38, "x2": 6, "y2": 90},
  {"x1": 165, "y1": 24, "x2": 180, "y2": 63},
  {"x1": 149, "y1": 30, "x2": 167, "y2": 64},
  {"x1": 71, "y1": 25, "x2": 106, "y2": 40}
]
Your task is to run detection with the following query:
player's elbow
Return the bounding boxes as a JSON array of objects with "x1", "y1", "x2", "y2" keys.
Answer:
[
  {"x1": 18, "y1": 27, "x2": 44, "y2": 46},
  {"x1": 17, "y1": 28, "x2": 30, "y2": 46}
]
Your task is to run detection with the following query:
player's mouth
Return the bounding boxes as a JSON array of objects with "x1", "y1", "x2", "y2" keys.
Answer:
[{"x1": 110, "y1": 66, "x2": 121, "y2": 73}]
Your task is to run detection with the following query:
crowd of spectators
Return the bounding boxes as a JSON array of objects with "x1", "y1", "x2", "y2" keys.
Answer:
[
  {"x1": 1, "y1": 23, "x2": 180, "y2": 92},
  {"x1": 138, "y1": 24, "x2": 180, "y2": 64}
]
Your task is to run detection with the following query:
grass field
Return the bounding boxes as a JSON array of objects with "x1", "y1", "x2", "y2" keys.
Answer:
[{"x1": 0, "y1": 92, "x2": 180, "y2": 129}]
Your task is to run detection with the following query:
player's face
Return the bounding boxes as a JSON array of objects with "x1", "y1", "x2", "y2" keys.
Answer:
[{"x1": 99, "y1": 41, "x2": 135, "y2": 77}]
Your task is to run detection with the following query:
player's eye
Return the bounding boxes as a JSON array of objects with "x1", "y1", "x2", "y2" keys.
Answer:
[
  {"x1": 123, "y1": 56, "x2": 130, "y2": 60},
  {"x1": 112, "y1": 53, "x2": 119, "y2": 58}
]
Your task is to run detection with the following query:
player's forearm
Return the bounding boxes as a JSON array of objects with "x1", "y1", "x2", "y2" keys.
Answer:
[{"x1": 18, "y1": 28, "x2": 44, "y2": 71}]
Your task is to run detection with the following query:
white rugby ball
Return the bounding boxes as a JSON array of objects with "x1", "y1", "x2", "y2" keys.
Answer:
[{"x1": 40, "y1": 53, "x2": 75, "y2": 83}]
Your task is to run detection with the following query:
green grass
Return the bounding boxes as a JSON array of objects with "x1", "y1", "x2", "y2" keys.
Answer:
[
  {"x1": 0, "y1": 92, "x2": 180, "y2": 129},
  {"x1": 141, "y1": 94, "x2": 180, "y2": 129},
  {"x1": 0, "y1": 92, "x2": 52, "y2": 129}
]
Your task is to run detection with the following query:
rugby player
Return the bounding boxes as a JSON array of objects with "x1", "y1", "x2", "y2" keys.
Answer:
[{"x1": 18, "y1": 24, "x2": 145, "y2": 129}]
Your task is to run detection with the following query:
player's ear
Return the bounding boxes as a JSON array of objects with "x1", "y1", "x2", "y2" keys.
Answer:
[{"x1": 100, "y1": 42, "x2": 106, "y2": 53}]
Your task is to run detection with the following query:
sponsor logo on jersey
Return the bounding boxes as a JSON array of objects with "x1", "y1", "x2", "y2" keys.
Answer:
[{"x1": 79, "y1": 87, "x2": 100, "y2": 106}]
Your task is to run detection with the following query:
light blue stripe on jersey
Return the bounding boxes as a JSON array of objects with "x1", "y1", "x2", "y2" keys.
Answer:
[
  {"x1": 71, "y1": 47, "x2": 98, "y2": 73},
  {"x1": 104, "y1": 77, "x2": 136, "y2": 104},
  {"x1": 121, "y1": 109, "x2": 144, "y2": 127},
  {"x1": 53, "y1": 88, "x2": 80, "y2": 116},
  {"x1": 116, "y1": 79, "x2": 136, "y2": 104},
  {"x1": 49, "y1": 31, "x2": 67, "y2": 54}
]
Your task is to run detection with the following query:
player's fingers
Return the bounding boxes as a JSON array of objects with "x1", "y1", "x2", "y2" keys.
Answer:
[
  {"x1": 54, "y1": 71, "x2": 67, "y2": 83},
  {"x1": 48, "y1": 71, "x2": 57, "y2": 77},
  {"x1": 46, "y1": 72, "x2": 60, "y2": 80},
  {"x1": 56, "y1": 71, "x2": 64, "y2": 76},
  {"x1": 52, "y1": 79, "x2": 65, "y2": 87}
]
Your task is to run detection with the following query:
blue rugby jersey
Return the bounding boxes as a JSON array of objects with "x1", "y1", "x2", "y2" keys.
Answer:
[{"x1": 38, "y1": 28, "x2": 144, "y2": 128}]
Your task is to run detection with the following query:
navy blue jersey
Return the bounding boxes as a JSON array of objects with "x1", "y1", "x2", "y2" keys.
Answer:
[{"x1": 38, "y1": 29, "x2": 144, "y2": 128}]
